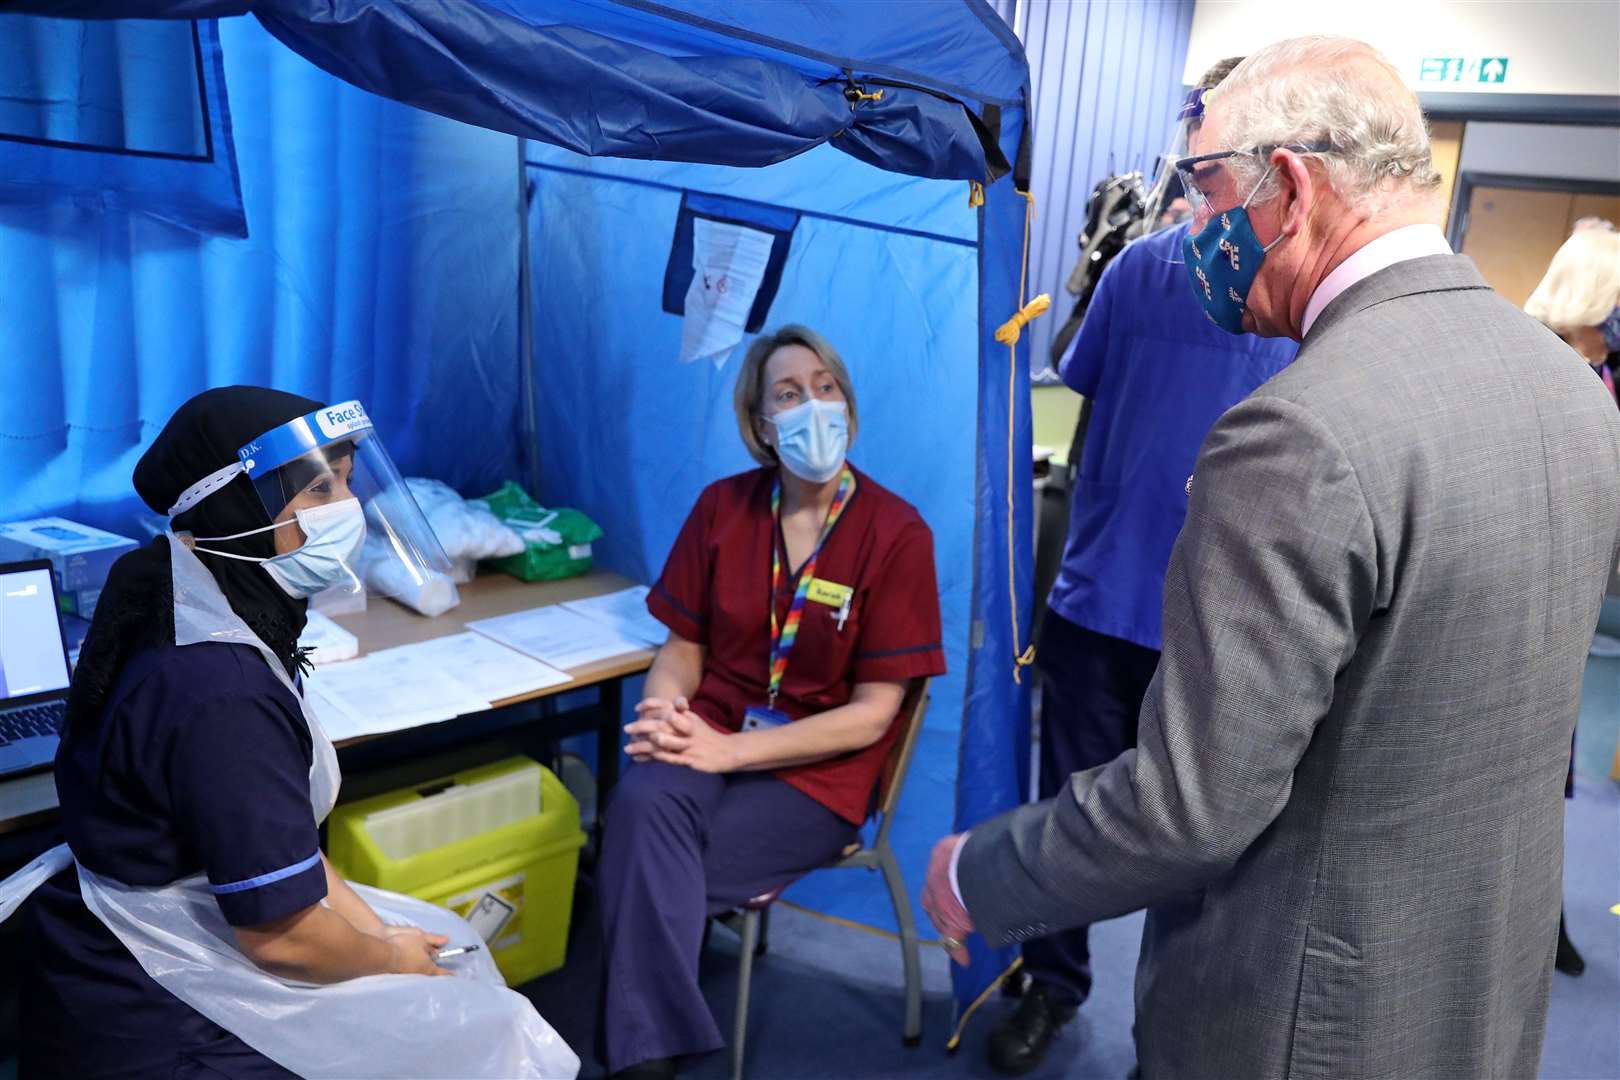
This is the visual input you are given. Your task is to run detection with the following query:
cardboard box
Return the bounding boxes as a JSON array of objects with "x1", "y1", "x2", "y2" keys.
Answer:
[
  {"x1": 0, "y1": 518, "x2": 138, "y2": 593},
  {"x1": 60, "y1": 586, "x2": 102, "y2": 622}
]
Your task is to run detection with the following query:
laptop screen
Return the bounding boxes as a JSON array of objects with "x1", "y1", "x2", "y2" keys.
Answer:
[{"x1": 0, "y1": 565, "x2": 71, "y2": 701}]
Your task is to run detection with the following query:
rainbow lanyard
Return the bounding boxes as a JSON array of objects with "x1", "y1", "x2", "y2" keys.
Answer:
[{"x1": 768, "y1": 466, "x2": 856, "y2": 707}]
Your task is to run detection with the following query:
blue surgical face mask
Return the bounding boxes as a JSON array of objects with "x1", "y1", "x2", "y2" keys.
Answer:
[
  {"x1": 767, "y1": 399, "x2": 848, "y2": 483},
  {"x1": 192, "y1": 497, "x2": 368, "y2": 598},
  {"x1": 1182, "y1": 165, "x2": 1283, "y2": 334}
]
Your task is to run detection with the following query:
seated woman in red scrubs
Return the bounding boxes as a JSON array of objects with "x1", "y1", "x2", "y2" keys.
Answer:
[{"x1": 598, "y1": 324, "x2": 946, "y2": 1079}]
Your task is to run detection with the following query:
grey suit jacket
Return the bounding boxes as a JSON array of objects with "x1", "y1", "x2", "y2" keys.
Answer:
[{"x1": 960, "y1": 255, "x2": 1620, "y2": 1079}]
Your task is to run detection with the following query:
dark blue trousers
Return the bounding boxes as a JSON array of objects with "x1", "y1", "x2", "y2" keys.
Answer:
[
  {"x1": 1024, "y1": 612, "x2": 1160, "y2": 1009},
  {"x1": 598, "y1": 761, "x2": 856, "y2": 1074}
]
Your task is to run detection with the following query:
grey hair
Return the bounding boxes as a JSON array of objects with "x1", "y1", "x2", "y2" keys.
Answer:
[
  {"x1": 1524, "y1": 227, "x2": 1620, "y2": 335},
  {"x1": 1208, "y1": 36, "x2": 1443, "y2": 217},
  {"x1": 733, "y1": 324, "x2": 859, "y2": 467}
]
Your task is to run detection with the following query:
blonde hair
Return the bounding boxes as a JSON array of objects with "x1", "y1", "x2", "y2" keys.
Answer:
[
  {"x1": 1525, "y1": 227, "x2": 1620, "y2": 335},
  {"x1": 1211, "y1": 36, "x2": 1442, "y2": 217},
  {"x1": 733, "y1": 325, "x2": 859, "y2": 467}
]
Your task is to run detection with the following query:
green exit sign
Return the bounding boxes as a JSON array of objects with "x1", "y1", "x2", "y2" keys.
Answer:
[{"x1": 1420, "y1": 57, "x2": 1509, "y2": 84}]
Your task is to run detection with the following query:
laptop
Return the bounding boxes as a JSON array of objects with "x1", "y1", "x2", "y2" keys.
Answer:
[{"x1": 0, "y1": 559, "x2": 74, "y2": 778}]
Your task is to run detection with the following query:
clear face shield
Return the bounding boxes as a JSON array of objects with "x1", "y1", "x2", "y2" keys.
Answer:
[
  {"x1": 176, "y1": 400, "x2": 451, "y2": 601},
  {"x1": 1136, "y1": 86, "x2": 1207, "y2": 237}
]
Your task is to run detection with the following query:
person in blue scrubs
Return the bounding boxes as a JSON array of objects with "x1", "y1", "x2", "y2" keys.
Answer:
[
  {"x1": 17, "y1": 387, "x2": 449, "y2": 1078},
  {"x1": 985, "y1": 60, "x2": 1299, "y2": 1078}
]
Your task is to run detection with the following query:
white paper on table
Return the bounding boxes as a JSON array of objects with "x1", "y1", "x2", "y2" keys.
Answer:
[
  {"x1": 466, "y1": 606, "x2": 654, "y2": 671},
  {"x1": 384, "y1": 632, "x2": 573, "y2": 703},
  {"x1": 297, "y1": 609, "x2": 359, "y2": 665},
  {"x1": 679, "y1": 217, "x2": 774, "y2": 367},
  {"x1": 302, "y1": 651, "x2": 490, "y2": 740},
  {"x1": 560, "y1": 586, "x2": 668, "y2": 648}
]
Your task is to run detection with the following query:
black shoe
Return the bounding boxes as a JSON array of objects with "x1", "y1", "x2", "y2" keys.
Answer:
[
  {"x1": 611, "y1": 1058, "x2": 676, "y2": 1080},
  {"x1": 987, "y1": 981, "x2": 1078, "y2": 1076},
  {"x1": 1555, "y1": 911, "x2": 1585, "y2": 976}
]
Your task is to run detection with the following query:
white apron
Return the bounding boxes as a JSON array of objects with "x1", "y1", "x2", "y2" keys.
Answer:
[{"x1": 0, "y1": 536, "x2": 579, "y2": 1079}]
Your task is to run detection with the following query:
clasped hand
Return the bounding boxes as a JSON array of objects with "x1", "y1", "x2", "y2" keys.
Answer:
[{"x1": 625, "y1": 696, "x2": 738, "y2": 773}]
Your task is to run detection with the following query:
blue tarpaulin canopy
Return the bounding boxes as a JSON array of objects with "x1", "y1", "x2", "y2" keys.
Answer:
[
  {"x1": 23, "y1": 0, "x2": 1027, "y2": 183},
  {"x1": 0, "y1": 0, "x2": 1036, "y2": 1031}
]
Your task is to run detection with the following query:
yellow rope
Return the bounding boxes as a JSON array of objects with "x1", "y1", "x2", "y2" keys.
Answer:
[
  {"x1": 848, "y1": 87, "x2": 885, "y2": 104},
  {"x1": 945, "y1": 956, "x2": 1025, "y2": 1052},
  {"x1": 968, "y1": 180, "x2": 985, "y2": 208},
  {"x1": 994, "y1": 295, "x2": 1050, "y2": 345},
  {"x1": 1002, "y1": 190, "x2": 1046, "y2": 683}
]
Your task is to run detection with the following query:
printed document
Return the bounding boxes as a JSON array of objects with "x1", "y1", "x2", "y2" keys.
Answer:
[
  {"x1": 305, "y1": 650, "x2": 489, "y2": 740},
  {"x1": 385, "y1": 631, "x2": 572, "y2": 703},
  {"x1": 679, "y1": 217, "x2": 773, "y2": 366},
  {"x1": 467, "y1": 606, "x2": 653, "y2": 670},
  {"x1": 560, "y1": 586, "x2": 667, "y2": 648}
]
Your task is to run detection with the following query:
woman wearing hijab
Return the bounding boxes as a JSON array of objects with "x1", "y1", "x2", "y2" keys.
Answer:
[{"x1": 5, "y1": 386, "x2": 574, "y2": 1078}]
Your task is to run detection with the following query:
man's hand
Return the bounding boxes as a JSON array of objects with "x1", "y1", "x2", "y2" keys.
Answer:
[{"x1": 921, "y1": 833, "x2": 974, "y2": 966}]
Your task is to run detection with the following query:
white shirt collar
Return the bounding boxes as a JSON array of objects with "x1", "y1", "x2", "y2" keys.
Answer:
[{"x1": 1301, "y1": 224, "x2": 1453, "y2": 336}]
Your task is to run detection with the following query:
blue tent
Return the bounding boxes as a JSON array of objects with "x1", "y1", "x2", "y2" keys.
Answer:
[{"x1": 0, "y1": 0, "x2": 1037, "y2": 1027}]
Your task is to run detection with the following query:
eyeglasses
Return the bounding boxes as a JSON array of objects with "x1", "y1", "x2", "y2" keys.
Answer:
[{"x1": 1174, "y1": 141, "x2": 1333, "y2": 213}]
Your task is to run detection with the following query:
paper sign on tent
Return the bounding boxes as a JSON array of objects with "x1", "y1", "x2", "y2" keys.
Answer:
[{"x1": 679, "y1": 217, "x2": 774, "y2": 367}]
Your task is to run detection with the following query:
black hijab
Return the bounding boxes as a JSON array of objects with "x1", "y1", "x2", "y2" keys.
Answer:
[{"x1": 65, "y1": 387, "x2": 324, "y2": 734}]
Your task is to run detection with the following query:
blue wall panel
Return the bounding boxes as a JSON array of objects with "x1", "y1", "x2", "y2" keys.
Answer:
[{"x1": 992, "y1": 0, "x2": 1195, "y2": 377}]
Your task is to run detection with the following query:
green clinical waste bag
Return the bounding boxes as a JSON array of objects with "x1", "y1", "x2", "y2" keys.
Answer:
[{"x1": 473, "y1": 482, "x2": 603, "y2": 582}]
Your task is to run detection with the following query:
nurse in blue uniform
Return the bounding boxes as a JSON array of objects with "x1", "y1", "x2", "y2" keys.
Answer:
[
  {"x1": 15, "y1": 388, "x2": 449, "y2": 1077},
  {"x1": 9, "y1": 386, "x2": 575, "y2": 1079}
]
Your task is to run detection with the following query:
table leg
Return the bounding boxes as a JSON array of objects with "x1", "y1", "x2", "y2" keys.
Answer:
[{"x1": 596, "y1": 678, "x2": 622, "y2": 833}]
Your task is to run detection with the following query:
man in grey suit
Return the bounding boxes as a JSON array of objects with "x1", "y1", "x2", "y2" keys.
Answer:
[{"x1": 923, "y1": 36, "x2": 1620, "y2": 1079}]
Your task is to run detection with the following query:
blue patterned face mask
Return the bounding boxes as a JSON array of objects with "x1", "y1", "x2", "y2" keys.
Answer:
[
  {"x1": 1600, "y1": 306, "x2": 1620, "y2": 354},
  {"x1": 1181, "y1": 166, "x2": 1284, "y2": 334}
]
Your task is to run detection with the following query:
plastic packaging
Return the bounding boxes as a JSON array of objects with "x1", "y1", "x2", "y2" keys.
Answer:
[
  {"x1": 404, "y1": 478, "x2": 525, "y2": 563},
  {"x1": 474, "y1": 482, "x2": 603, "y2": 582}
]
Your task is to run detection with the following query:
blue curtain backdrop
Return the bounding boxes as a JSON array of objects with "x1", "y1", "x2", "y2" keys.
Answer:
[
  {"x1": 524, "y1": 125, "x2": 1033, "y2": 1015},
  {"x1": 525, "y1": 140, "x2": 979, "y2": 931},
  {"x1": 0, "y1": 15, "x2": 246, "y2": 236},
  {"x1": 0, "y1": 18, "x2": 525, "y2": 533},
  {"x1": 0, "y1": 1, "x2": 1036, "y2": 1024}
]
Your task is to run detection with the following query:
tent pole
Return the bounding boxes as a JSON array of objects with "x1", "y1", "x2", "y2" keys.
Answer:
[{"x1": 515, "y1": 136, "x2": 541, "y2": 495}]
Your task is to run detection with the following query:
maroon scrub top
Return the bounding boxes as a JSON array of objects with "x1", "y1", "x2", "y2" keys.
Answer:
[{"x1": 647, "y1": 465, "x2": 946, "y2": 825}]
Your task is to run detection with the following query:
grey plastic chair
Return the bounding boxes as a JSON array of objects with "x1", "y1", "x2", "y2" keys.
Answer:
[{"x1": 718, "y1": 678, "x2": 931, "y2": 1080}]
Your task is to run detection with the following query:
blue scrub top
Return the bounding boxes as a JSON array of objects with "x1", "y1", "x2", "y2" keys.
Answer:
[
  {"x1": 1048, "y1": 222, "x2": 1298, "y2": 652},
  {"x1": 20, "y1": 641, "x2": 322, "y2": 1078}
]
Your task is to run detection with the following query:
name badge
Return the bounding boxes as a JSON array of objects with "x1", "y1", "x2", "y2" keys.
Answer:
[
  {"x1": 742, "y1": 705, "x2": 791, "y2": 731},
  {"x1": 806, "y1": 578, "x2": 852, "y2": 609}
]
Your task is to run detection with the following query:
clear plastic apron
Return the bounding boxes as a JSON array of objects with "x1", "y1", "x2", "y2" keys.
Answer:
[{"x1": 0, "y1": 536, "x2": 579, "y2": 1079}]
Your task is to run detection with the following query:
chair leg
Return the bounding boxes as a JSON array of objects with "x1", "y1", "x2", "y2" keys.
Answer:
[
  {"x1": 732, "y1": 909, "x2": 760, "y2": 1080},
  {"x1": 878, "y1": 845, "x2": 923, "y2": 1046},
  {"x1": 756, "y1": 906, "x2": 770, "y2": 956}
]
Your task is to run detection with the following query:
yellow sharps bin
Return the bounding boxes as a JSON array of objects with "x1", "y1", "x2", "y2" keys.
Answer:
[{"x1": 327, "y1": 757, "x2": 585, "y2": 986}]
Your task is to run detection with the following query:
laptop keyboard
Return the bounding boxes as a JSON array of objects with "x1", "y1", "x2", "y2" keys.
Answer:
[{"x1": 0, "y1": 701, "x2": 66, "y2": 746}]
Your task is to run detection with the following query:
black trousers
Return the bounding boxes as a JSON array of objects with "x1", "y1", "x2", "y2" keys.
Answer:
[{"x1": 1023, "y1": 611, "x2": 1160, "y2": 1008}]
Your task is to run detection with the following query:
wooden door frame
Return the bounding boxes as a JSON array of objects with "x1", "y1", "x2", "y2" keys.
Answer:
[{"x1": 1447, "y1": 171, "x2": 1620, "y2": 251}]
